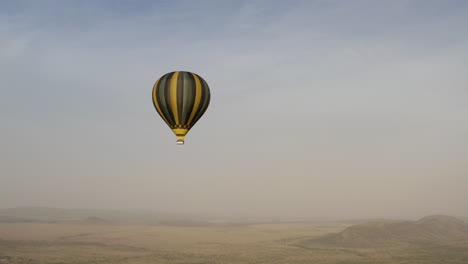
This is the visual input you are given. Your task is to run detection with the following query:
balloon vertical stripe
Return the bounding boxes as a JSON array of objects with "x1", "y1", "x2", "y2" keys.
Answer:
[
  {"x1": 177, "y1": 72, "x2": 185, "y2": 124},
  {"x1": 152, "y1": 78, "x2": 170, "y2": 126},
  {"x1": 157, "y1": 74, "x2": 174, "y2": 124},
  {"x1": 192, "y1": 78, "x2": 211, "y2": 126},
  {"x1": 186, "y1": 73, "x2": 202, "y2": 125},
  {"x1": 181, "y1": 72, "x2": 194, "y2": 124},
  {"x1": 170, "y1": 72, "x2": 180, "y2": 125}
]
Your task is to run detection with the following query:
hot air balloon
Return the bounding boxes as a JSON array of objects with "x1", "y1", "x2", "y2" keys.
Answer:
[{"x1": 152, "y1": 71, "x2": 211, "y2": 145}]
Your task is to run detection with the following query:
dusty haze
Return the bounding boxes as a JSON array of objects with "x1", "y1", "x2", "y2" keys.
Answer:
[{"x1": 1, "y1": 1, "x2": 467, "y2": 221}]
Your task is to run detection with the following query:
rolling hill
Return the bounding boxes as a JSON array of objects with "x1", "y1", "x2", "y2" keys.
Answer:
[{"x1": 302, "y1": 215, "x2": 468, "y2": 248}]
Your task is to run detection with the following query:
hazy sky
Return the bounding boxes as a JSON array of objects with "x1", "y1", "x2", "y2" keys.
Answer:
[{"x1": 1, "y1": 0, "x2": 467, "y2": 220}]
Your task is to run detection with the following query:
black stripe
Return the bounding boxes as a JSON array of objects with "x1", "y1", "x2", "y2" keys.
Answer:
[
  {"x1": 180, "y1": 72, "x2": 191, "y2": 125},
  {"x1": 156, "y1": 74, "x2": 174, "y2": 126},
  {"x1": 177, "y1": 71, "x2": 184, "y2": 125},
  {"x1": 152, "y1": 79, "x2": 169, "y2": 126},
  {"x1": 191, "y1": 97, "x2": 209, "y2": 127},
  {"x1": 182, "y1": 72, "x2": 196, "y2": 125},
  {"x1": 189, "y1": 75, "x2": 210, "y2": 127},
  {"x1": 164, "y1": 72, "x2": 176, "y2": 125}
]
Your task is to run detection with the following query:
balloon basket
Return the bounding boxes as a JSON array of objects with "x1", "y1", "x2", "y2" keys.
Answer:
[{"x1": 176, "y1": 139, "x2": 185, "y2": 145}]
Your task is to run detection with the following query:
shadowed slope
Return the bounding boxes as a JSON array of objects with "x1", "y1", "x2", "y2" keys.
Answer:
[{"x1": 303, "y1": 215, "x2": 468, "y2": 248}]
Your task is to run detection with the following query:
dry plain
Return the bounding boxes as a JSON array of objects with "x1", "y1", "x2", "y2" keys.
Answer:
[
  {"x1": 1, "y1": 215, "x2": 468, "y2": 264},
  {"x1": 0, "y1": 220, "x2": 352, "y2": 263}
]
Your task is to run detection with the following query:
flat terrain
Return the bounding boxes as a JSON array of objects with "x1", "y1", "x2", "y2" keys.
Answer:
[{"x1": 0, "y1": 217, "x2": 467, "y2": 264}]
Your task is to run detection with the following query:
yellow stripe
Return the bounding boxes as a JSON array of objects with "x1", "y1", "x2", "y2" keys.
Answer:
[
  {"x1": 187, "y1": 73, "x2": 202, "y2": 125},
  {"x1": 170, "y1": 72, "x2": 180, "y2": 125},
  {"x1": 152, "y1": 77, "x2": 171, "y2": 126},
  {"x1": 172, "y1": 128, "x2": 188, "y2": 140}
]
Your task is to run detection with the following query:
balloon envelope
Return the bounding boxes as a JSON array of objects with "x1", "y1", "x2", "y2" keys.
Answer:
[{"x1": 152, "y1": 71, "x2": 211, "y2": 144}]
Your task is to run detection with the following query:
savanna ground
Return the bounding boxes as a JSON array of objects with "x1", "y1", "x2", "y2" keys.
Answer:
[{"x1": 0, "y1": 220, "x2": 467, "y2": 264}]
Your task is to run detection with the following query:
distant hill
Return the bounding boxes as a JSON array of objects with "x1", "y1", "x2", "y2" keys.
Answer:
[
  {"x1": 0, "y1": 207, "x2": 213, "y2": 223},
  {"x1": 0, "y1": 207, "x2": 128, "y2": 222},
  {"x1": 0, "y1": 215, "x2": 36, "y2": 223},
  {"x1": 78, "y1": 216, "x2": 112, "y2": 224},
  {"x1": 302, "y1": 215, "x2": 468, "y2": 248}
]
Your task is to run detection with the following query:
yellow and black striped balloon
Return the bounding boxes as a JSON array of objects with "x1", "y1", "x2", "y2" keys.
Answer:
[{"x1": 152, "y1": 71, "x2": 211, "y2": 145}]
